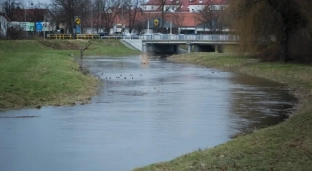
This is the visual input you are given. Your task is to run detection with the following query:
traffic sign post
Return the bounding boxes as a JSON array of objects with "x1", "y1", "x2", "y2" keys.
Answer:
[
  {"x1": 74, "y1": 16, "x2": 81, "y2": 38},
  {"x1": 76, "y1": 25, "x2": 81, "y2": 34}
]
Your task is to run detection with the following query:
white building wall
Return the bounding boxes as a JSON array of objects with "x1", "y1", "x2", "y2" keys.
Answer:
[
  {"x1": 0, "y1": 15, "x2": 8, "y2": 37},
  {"x1": 188, "y1": 5, "x2": 205, "y2": 12},
  {"x1": 141, "y1": 5, "x2": 159, "y2": 11}
]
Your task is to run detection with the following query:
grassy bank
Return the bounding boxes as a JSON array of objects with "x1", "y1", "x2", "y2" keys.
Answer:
[
  {"x1": 135, "y1": 52, "x2": 312, "y2": 170},
  {"x1": 0, "y1": 39, "x2": 137, "y2": 110}
]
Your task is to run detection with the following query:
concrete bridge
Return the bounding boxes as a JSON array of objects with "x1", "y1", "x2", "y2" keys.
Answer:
[{"x1": 122, "y1": 34, "x2": 239, "y2": 54}]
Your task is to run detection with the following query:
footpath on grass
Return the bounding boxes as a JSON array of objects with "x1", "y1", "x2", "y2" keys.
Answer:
[
  {"x1": 134, "y1": 52, "x2": 312, "y2": 171},
  {"x1": 0, "y1": 39, "x2": 138, "y2": 110}
]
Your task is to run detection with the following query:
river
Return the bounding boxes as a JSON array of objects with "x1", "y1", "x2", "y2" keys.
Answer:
[{"x1": 0, "y1": 55, "x2": 295, "y2": 171}]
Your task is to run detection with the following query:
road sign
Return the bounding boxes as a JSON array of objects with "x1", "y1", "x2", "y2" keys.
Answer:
[
  {"x1": 36, "y1": 22, "x2": 43, "y2": 31},
  {"x1": 154, "y1": 18, "x2": 160, "y2": 27},
  {"x1": 76, "y1": 25, "x2": 81, "y2": 34},
  {"x1": 75, "y1": 16, "x2": 81, "y2": 25}
]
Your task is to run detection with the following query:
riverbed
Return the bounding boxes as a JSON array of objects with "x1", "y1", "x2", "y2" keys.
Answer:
[{"x1": 0, "y1": 55, "x2": 295, "y2": 171}]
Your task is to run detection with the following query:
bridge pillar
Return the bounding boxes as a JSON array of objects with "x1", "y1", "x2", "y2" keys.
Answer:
[
  {"x1": 187, "y1": 42, "x2": 192, "y2": 53},
  {"x1": 216, "y1": 45, "x2": 224, "y2": 53},
  {"x1": 142, "y1": 42, "x2": 147, "y2": 52}
]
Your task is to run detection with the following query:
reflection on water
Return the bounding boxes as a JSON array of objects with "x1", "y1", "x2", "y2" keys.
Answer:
[{"x1": 0, "y1": 55, "x2": 295, "y2": 171}]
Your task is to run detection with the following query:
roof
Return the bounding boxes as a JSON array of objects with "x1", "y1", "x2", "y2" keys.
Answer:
[
  {"x1": 0, "y1": 12, "x2": 10, "y2": 21},
  {"x1": 143, "y1": 0, "x2": 228, "y2": 12},
  {"x1": 9, "y1": 8, "x2": 51, "y2": 22}
]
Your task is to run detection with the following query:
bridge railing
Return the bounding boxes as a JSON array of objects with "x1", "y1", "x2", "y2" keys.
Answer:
[{"x1": 123, "y1": 34, "x2": 239, "y2": 41}]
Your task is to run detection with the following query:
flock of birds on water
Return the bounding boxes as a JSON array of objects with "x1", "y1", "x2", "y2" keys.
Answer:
[{"x1": 101, "y1": 73, "x2": 142, "y2": 80}]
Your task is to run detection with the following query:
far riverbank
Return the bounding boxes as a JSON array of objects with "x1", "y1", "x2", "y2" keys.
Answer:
[{"x1": 134, "y1": 52, "x2": 312, "y2": 170}]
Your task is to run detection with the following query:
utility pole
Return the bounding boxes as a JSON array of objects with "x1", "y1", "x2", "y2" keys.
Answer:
[
  {"x1": 99, "y1": 4, "x2": 102, "y2": 32},
  {"x1": 147, "y1": 19, "x2": 149, "y2": 34},
  {"x1": 91, "y1": 0, "x2": 93, "y2": 34},
  {"x1": 121, "y1": 0, "x2": 124, "y2": 34},
  {"x1": 24, "y1": 0, "x2": 27, "y2": 36}
]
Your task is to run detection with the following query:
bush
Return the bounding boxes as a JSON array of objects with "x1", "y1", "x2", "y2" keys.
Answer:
[
  {"x1": 0, "y1": 32, "x2": 5, "y2": 39},
  {"x1": 7, "y1": 26, "x2": 26, "y2": 40}
]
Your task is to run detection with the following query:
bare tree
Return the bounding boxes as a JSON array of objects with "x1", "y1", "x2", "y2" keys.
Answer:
[
  {"x1": 153, "y1": 0, "x2": 181, "y2": 33},
  {"x1": 196, "y1": 4, "x2": 219, "y2": 33},
  {"x1": 51, "y1": 0, "x2": 91, "y2": 36},
  {"x1": 123, "y1": 0, "x2": 142, "y2": 33},
  {"x1": 93, "y1": 0, "x2": 120, "y2": 33},
  {"x1": 132, "y1": 20, "x2": 145, "y2": 34}
]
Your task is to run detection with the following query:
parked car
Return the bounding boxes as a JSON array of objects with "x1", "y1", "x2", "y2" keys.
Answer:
[
  {"x1": 98, "y1": 32, "x2": 109, "y2": 37},
  {"x1": 153, "y1": 33, "x2": 163, "y2": 35}
]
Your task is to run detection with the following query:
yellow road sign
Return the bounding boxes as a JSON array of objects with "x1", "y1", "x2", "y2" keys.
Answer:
[
  {"x1": 154, "y1": 18, "x2": 159, "y2": 27},
  {"x1": 75, "y1": 17, "x2": 81, "y2": 25}
]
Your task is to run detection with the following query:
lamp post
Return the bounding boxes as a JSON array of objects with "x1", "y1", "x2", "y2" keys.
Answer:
[
  {"x1": 147, "y1": 19, "x2": 149, "y2": 34},
  {"x1": 170, "y1": 21, "x2": 172, "y2": 34},
  {"x1": 24, "y1": 0, "x2": 27, "y2": 36},
  {"x1": 121, "y1": 0, "x2": 124, "y2": 35},
  {"x1": 91, "y1": 0, "x2": 93, "y2": 34}
]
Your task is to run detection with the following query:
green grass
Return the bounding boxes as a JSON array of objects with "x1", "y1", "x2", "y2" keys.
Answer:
[
  {"x1": 0, "y1": 39, "x2": 137, "y2": 109},
  {"x1": 135, "y1": 52, "x2": 312, "y2": 171},
  {"x1": 83, "y1": 39, "x2": 139, "y2": 56}
]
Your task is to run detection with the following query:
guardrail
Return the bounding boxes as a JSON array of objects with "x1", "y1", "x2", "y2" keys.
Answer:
[
  {"x1": 100, "y1": 36, "x2": 122, "y2": 39},
  {"x1": 123, "y1": 34, "x2": 239, "y2": 41},
  {"x1": 77, "y1": 34, "x2": 100, "y2": 39},
  {"x1": 47, "y1": 34, "x2": 101, "y2": 39},
  {"x1": 48, "y1": 34, "x2": 73, "y2": 39}
]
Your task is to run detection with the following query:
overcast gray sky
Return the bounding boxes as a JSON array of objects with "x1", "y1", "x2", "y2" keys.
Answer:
[
  {"x1": 23, "y1": 0, "x2": 51, "y2": 5},
  {"x1": 32, "y1": 0, "x2": 51, "y2": 4}
]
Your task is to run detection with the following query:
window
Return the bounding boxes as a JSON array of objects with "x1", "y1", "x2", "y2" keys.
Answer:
[
  {"x1": 210, "y1": 5, "x2": 216, "y2": 10},
  {"x1": 0, "y1": 22, "x2": 2, "y2": 30}
]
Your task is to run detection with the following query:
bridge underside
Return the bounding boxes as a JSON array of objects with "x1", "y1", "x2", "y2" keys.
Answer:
[
  {"x1": 146, "y1": 44, "x2": 180, "y2": 54},
  {"x1": 143, "y1": 43, "x2": 225, "y2": 54}
]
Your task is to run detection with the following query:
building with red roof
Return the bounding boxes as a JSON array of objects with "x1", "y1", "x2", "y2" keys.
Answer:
[{"x1": 138, "y1": 0, "x2": 229, "y2": 34}]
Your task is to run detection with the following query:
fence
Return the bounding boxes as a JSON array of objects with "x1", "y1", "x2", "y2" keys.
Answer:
[
  {"x1": 77, "y1": 34, "x2": 100, "y2": 39},
  {"x1": 123, "y1": 34, "x2": 239, "y2": 42},
  {"x1": 47, "y1": 34, "x2": 101, "y2": 40},
  {"x1": 47, "y1": 34, "x2": 73, "y2": 39}
]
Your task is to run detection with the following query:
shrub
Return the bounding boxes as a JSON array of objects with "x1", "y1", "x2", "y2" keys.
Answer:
[{"x1": 7, "y1": 25, "x2": 26, "y2": 40}]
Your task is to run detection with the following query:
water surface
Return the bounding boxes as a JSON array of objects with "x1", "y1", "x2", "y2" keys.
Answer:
[{"x1": 0, "y1": 56, "x2": 294, "y2": 171}]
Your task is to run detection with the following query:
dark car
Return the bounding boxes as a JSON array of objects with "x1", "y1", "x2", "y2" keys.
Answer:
[{"x1": 98, "y1": 32, "x2": 109, "y2": 37}]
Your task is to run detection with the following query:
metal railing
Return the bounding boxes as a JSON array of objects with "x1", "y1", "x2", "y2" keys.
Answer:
[
  {"x1": 123, "y1": 34, "x2": 239, "y2": 42},
  {"x1": 47, "y1": 34, "x2": 101, "y2": 39},
  {"x1": 100, "y1": 35, "x2": 122, "y2": 39},
  {"x1": 48, "y1": 34, "x2": 73, "y2": 39},
  {"x1": 76, "y1": 34, "x2": 100, "y2": 39}
]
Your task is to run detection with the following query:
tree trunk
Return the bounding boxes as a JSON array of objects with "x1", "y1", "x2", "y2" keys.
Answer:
[{"x1": 279, "y1": 13, "x2": 290, "y2": 62}]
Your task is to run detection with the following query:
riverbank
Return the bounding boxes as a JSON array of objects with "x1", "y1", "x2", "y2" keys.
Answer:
[
  {"x1": 0, "y1": 39, "x2": 138, "y2": 110},
  {"x1": 134, "y1": 52, "x2": 312, "y2": 170}
]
